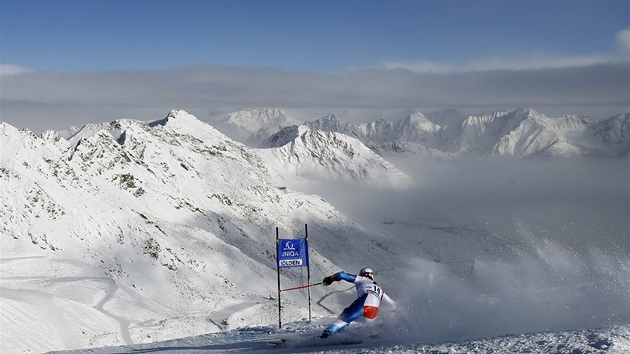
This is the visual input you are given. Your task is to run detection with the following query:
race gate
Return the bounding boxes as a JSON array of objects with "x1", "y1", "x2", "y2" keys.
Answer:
[{"x1": 275, "y1": 224, "x2": 318, "y2": 328}]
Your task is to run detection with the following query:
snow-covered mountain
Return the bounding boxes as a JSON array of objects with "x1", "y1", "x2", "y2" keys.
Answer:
[
  {"x1": 236, "y1": 108, "x2": 629, "y2": 158},
  {"x1": 1, "y1": 110, "x2": 405, "y2": 353},
  {"x1": 591, "y1": 113, "x2": 630, "y2": 157},
  {"x1": 218, "y1": 108, "x2": 302, "y2": 146},
  {"x1": 438, "y1": 109, "x2": 594, "y2": 157},
  {"x1": 256, "y1": 125, "x2": 412, "y2": 188},
  {"x1": 303, "y1": 113, "x2": 452, "y2": 158},
  {"x1": 2, "y1": 110, "x2": 629, "y2": 353}
]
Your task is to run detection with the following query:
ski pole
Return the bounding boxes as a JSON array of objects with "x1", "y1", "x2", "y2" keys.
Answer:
[{"x1": 280, "y1": 282, "x2": 322, "y2": 292}]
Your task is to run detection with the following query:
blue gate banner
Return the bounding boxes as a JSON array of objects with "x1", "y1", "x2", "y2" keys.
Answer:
[{"x1": 277, "y1": 238, "x2": 309, "y2": 268}]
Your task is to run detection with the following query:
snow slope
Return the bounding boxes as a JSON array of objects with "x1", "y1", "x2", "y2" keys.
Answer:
[
  {"x1": 1, "y1": 111, "x2": 391, "y2": 352},
  {"x1": 50, "y1": 322, "x2": 630, "y2": 353},
  {"x1": 0, "y1": 110, "x2": 423, "y2": 353},
  {"x1": 2, "y1": 110, "x2": 629, "y2": 353}
]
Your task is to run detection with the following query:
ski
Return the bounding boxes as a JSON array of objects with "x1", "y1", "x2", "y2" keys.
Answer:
[
  {"x1": 295, "y1": 337, "x2": 363, "y2": 348},
  {"x1": 265, "y1": 336, "x2": 362, "y2": 348},
  {"x1": 265, "y1": 338, "x2": 288, "y2": 347}
]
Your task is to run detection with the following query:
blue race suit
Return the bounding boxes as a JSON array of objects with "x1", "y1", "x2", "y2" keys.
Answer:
[{"x1": 322, "y1": 271, "x2": 395, "y2": 338}]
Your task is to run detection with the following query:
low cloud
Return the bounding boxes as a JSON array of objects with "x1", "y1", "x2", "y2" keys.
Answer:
[
  {"x1": 1, "y1": 57, "x2": 628, "y2": 133},
  {"x1": 299, "y1": 157, "x2": 630, "y2": 342}
]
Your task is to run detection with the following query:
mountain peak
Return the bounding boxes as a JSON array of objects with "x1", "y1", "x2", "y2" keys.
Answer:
[
  {"x1": 258, "y1": 125, "x2": 305, "y2": 148},
  {"x1": 223, "y1": 108, "x2": 298, "y2": 130},
  {"x1": 321, "y1": 113, "x2": 339, "y2": 122},
  {"x1": 167, "y1": 109, "x2": 191, "y2": 119},
  {"x1": 149, "y1": 109, "x2": 199, "y2": 127},
  {"x1": 402, "y1": 111, "x2": 440, "y2": 130},
  {"x1": 257, "y1": 125, "x2": 412, "y2": 187},
  {"x1": 221, "y1": 108, "x2": 302, "y2": 144},
  {"x1": 592, "y1": 113, "x2": 630, "y2": 156},
  {"x1": 305, "y1": 113, "x2": 349, "y2": 132}
]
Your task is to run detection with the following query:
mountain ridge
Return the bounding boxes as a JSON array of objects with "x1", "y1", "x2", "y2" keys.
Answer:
[
  {"x1": 256, "y1": 125, "x2": 413, "y2": 188},
  {"x1": 225, "y1": 107, "x2": 629, "y2": 158}
]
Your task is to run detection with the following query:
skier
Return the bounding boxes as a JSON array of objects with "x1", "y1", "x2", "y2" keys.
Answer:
[{"x1": 320, "y1": 267, "x2": 395, "y2": 338}]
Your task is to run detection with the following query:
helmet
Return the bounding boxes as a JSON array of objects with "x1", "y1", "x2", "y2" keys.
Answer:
[{"x1": 359, "y1": 267, "x2": 374, "y2": 278}]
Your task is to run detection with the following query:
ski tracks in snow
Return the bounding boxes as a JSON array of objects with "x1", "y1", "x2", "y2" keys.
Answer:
[
  {"x1": 0, "y1": 256, "x2": 133, "y2": 346},
  {"x1": 43, "y1": 276, "x2": 133, "y2": 345},
  {"x1": 208, "y1": 297, "x2": 274, "y2": 330},
  {"x1": 207, "y1": 285, "x2": 354, "y2": 331}
]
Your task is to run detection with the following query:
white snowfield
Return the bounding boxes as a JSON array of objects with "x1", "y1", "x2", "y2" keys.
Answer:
[{"x1": 1, "y1": 109, "x2": 629, "y2": 353}]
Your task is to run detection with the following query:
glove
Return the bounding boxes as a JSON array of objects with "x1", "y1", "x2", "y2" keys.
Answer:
[{"x1": 322, "y1": 276, "x2": 335, "y2": 286}]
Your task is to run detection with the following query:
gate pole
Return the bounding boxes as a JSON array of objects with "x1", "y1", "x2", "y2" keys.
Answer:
[
  {"x1": 305, "y1": 224, "x2": 312, "y2": 322},
  {"x1": 276, "y1": 227, "x2": 282, "y2": 328}
]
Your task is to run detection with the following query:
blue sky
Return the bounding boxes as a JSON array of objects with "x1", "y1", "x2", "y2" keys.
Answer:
[
  {"x1": 1, "y1": 1, "x2": 629, "y2": 131},
  {"x1": 2, "y1": 0, "x2": 628, "y2": 72}
]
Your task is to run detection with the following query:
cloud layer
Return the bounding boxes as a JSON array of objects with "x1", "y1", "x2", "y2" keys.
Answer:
[
  {"x1": 298, "y1": 157, "x2": 630, "y2": 342},
  {"x1": 1, "y1": 55, "x2": 628, "y2": 133}
]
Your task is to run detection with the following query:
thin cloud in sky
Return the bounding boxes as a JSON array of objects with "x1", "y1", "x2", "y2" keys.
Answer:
[
  {"x1": 382, "y1": 29, "x2": 630, "y2": 73},
  {"x1": 0, "y1": 64, "x2": 31, "y2": 76},
  {"x1": 2, "y1": 1, "x2": 628, "y2": 73},
  {"x1": 383, "y1": 53, "x2": 619, "y2": 74},
  {"x1": 617, "y1": 28, "x2": 630, "y2": 59}
]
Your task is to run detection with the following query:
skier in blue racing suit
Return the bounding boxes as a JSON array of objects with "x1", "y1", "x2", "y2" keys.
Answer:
[{"x1": 320, "y1": 267, "x2": 395, "y2": 338}]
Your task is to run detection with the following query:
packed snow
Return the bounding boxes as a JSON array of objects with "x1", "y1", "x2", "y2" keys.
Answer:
[{"x1": 1, "y1": 109, "x2": 629, "y2": 353}]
